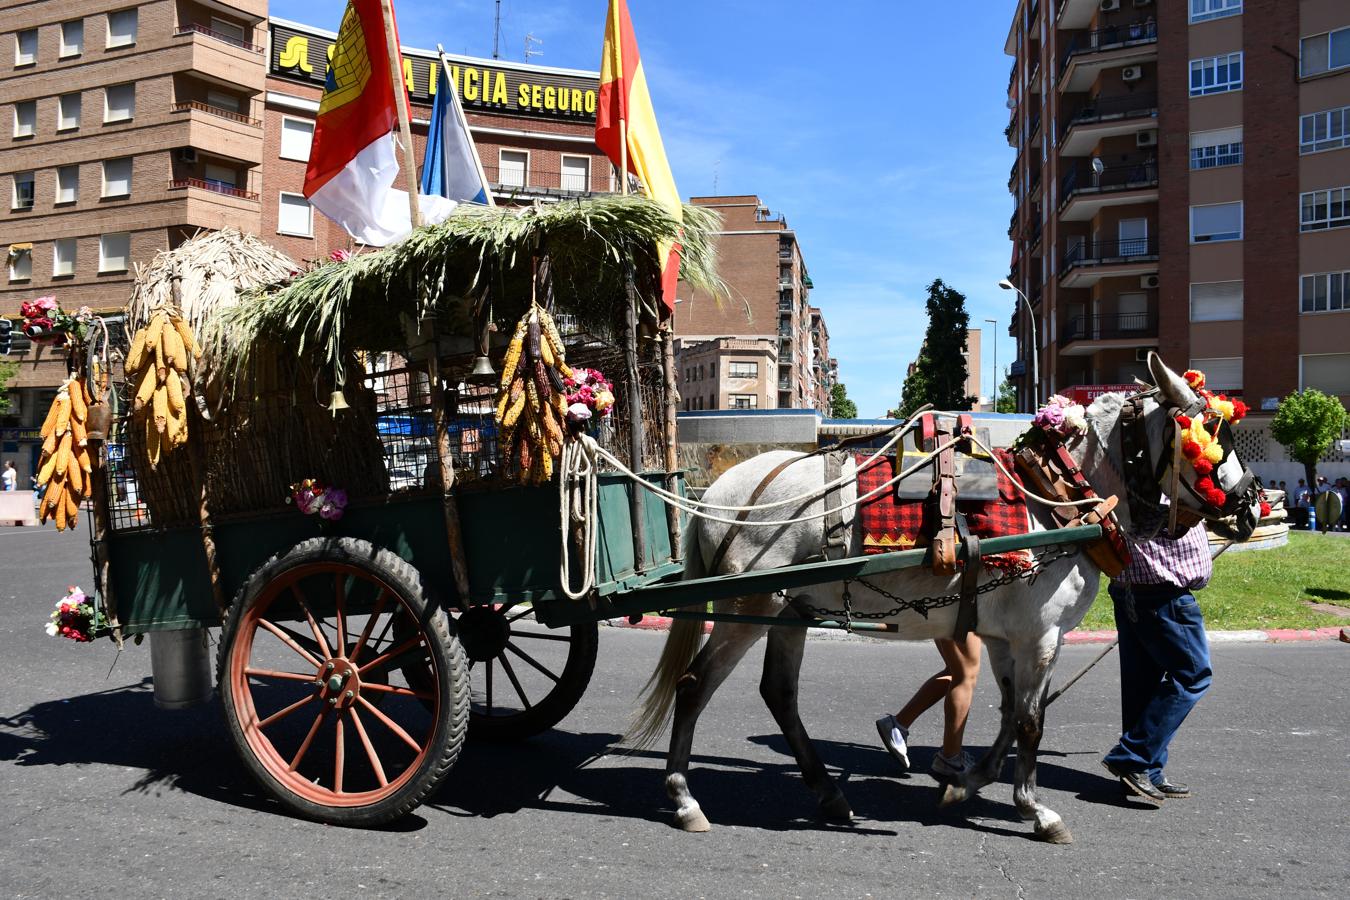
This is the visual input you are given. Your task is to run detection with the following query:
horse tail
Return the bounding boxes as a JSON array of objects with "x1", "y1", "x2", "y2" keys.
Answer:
[{"x1": 625, "y1": 520, "x2": 707, "y2": 750}]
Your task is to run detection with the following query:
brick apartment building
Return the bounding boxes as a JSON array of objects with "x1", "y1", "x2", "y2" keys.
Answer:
[
  {"x1": 672, "y1": 195, "x2": 837, "y2": 413},
  {"x1": 900, "y1": 327, "x2": 986, "y2": 411},
  {"x1": 1004, "y1": 0, "x2": 1350, "y2": 482},
  {"x1": 0, "y1": 0, "x2": 614, "y2": 483}
]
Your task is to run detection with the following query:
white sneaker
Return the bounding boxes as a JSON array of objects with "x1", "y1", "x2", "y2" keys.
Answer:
[
  {"x1": 930, "y1": 750, "x2": 975, "y2": 779},
  {"x1": 875, "y1": 715, "x2": 910, "y2": 771}
]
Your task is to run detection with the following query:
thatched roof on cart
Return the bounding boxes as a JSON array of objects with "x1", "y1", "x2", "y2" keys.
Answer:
[
  {"x1": 126, "y1": 228, "x2": 297, "y2": 333},
  {"x1": 209, "y1": 195, "x2": 723, "y2": 385}
]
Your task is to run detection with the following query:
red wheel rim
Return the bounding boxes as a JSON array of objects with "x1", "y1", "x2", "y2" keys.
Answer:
[{"x1": 228, "y1": 562, "x2": 440, "y2": 808}]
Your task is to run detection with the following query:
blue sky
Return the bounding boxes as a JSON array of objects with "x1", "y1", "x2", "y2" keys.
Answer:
[{"x1": 273, "y1": 1, "x2": 1018, "y2": 417}]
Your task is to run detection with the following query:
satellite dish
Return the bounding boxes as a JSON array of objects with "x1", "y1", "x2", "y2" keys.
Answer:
[
  {"x1": 1006, "y1": 98, "x2": 1017, "y2": 110},
  {"x1": 1091, "y1": 157, "x2": 1105, "y2": 175}
]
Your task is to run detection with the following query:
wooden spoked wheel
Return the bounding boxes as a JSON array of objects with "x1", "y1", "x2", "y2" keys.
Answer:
[
  {"x1": 452, "y1": 601, "x2": 598, "y2": 742},
  {"x1": 219, "y1": 537, "x2": 468, "y2": 826}
]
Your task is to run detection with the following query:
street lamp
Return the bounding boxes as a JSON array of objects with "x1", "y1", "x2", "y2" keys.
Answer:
[
  {"x1": 998, "y1": 278, "x2": 1039, "y2": 410},
  {"x1": 984, "y1": 318, "x2": 997, "y2": 412}
]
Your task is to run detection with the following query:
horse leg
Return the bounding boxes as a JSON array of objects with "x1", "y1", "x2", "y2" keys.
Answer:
[
  {"x1": 666, "y1": 608, "x2": 768, "y2": 833},
  {"x1": 939, "y1": 636, "x2": 1018, "y2": 807},
  {"x1": 759, "y1": 614, "x2": 852, "y2": 823},
  {"x1": 1010, "y1": 635, "x2": 1073, "y2": 844}
]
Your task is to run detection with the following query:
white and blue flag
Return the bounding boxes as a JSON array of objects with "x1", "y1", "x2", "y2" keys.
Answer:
[{"x1": 421, "y1": 56, "x2": 493, "y2": 206}]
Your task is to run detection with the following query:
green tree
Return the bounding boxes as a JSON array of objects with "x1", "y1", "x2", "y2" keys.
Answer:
[
  {"x1": 829, "y1": 382, "x2": 857, "y2": 418},
  {"x1": 995, "y1": 378, "x2": 1018, "y2": 413},
  {"x1": 0, "y1": 359, "x2": 16, "y2": 416},
  {"x1": 898, "y1": 278, "x2": 975, "y2": 418},
  {"x1": 1271, "y1": 389, "x2": 1349, "y2": 487}
]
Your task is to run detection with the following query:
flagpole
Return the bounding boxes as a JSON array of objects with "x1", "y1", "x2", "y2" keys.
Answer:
[
  {"x1": 436, "y1": 46, "x2": 495, "y2": 207},
  {"x1": 378, "y1": 0, "x2": 422, "y2": 229}
]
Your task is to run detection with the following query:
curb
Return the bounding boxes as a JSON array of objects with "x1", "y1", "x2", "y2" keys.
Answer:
[{"x1": 604, "y1": 618, "x2": 1348, "y2": 644}]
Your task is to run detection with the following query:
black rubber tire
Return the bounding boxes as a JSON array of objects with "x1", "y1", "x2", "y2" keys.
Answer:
[
  {"x1": 217, "y1": 536, "x2": 469, "y2": 827},
  {"x1": 464, "y1": 612, "x2": 598, "y2": 743}
]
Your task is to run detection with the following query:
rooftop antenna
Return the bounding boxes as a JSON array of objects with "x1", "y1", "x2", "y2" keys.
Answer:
[
  {"x1": 524, "y1": 33, "x2": 543, "y2": 63},
  {"x1": 712, "y1": 159, "x2": 720, "y2": 194},
  {"x1": 492, "y1": 0, "x2": 501, "y2": 60}
]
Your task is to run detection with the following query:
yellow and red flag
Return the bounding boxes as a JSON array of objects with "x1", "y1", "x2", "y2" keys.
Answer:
[{"x1": 595, "y1": 0, "x2": 682, "y2": 315}]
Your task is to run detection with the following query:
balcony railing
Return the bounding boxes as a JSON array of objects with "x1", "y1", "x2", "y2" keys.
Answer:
[
  {"x1": 1065, "y1": 92, "x2": 1158, "y2": 131},
  {"x1": 176, "y1": 23, "x2": 263, "y2": 53},
  {"x1": 171, "y1": 99, "x2": 260, "y2": 127},
  {"x1": 1028, "y1": 110, "x2": 1041, "y2": 139},
  {"x1": 168, "y1": 177, "x2": 258, "y2": 200},
  {"x1": 1064, "y1": 312, "x2": 1158, "y2": 342},
  {"x1": 1059, "y1": 20, "x2": 1158, "y2": 76},
  {"x1": 481, "y1": 166, "x2": 598, "y2": 195},
  {"x1": 1063, "y1": 236, "x2": 1159, "y2": 268},
  {"x1": 1028, "y1": 220, "x2": 1043, "y2": 248},
  {"x1": 1059, "y1": 158, "x2": 1158, "y2": 205}
]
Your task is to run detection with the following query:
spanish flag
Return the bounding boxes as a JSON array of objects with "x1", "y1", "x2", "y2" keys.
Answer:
[{"x1": 595, "y1": 0, "x2": 682, "y2": 315}]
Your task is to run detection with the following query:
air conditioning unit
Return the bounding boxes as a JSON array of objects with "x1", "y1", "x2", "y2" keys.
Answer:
[
  {"x1": 1141, "y1": 274, "x2": 1159, "y2": 289},
  {"x1": 1121, "y1": 66, "x2": 1144, "y2": 83},
  {"x1": 1136, "y1": 129, "x2": 1158, "y2": 146},
  {"x1": 1100, "y1": 0, "x2": 1121, "y2": 11},
  {"x1": 176, "y1": 147, "x2": 198, "y2": 164}
]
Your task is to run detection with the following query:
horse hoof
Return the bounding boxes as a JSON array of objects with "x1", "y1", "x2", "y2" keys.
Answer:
[
  {"x1": 819, "y1": 793, "x2": 853, "y2": 823},
  {"x1": 937, "y1": 783, "x2": 968, "y2": 808},
  {"x1": 1037, "y1": 821, "x2": 1073, "y2": 844},
  {"x1": 674, "y1": 805, "x2": 711, "y2": 833}
]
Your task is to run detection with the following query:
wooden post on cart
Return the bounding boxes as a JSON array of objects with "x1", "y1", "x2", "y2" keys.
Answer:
[
  {"x1": 380, "y1": 0, "x2": 472, "y2": 604},
  {"x1": 619, "y1": 119, "x2": 648, "y2": 574},
  {"x1": 85, "y1": 360, "x2": 121, "y2": 647},
  {"x1": 661, "y1": 326, "x2": 681, "y2": 560}
]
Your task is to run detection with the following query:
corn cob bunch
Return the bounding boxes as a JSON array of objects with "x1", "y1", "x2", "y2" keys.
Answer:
[
  {"x1": 36, "y1": 376, "x2": 94, "y2": 531},
  {"x1": 126, "y1": 309, "x2": 202, "y2": 467},
  {"x1": 494, "y1": 305, "x2": 571, "y2": 485}
]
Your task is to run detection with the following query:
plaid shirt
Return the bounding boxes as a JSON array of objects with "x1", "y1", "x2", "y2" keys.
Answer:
[{"x1": 1117, "y1": 520, "x2": 1212, "y2": 590}]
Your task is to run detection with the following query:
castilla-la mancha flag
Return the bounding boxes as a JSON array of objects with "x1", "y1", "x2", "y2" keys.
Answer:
[
  {"x1": 303, "y1": 0, "x2": 452, "y2": 246},
  {"x1": 595, "y1": 0, "x2": 682, "y2": 315}
]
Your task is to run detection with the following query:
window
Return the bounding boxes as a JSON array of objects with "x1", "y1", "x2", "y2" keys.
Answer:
[
  {"x1": 203, "y1": 163, "x2": 236, "y2": 190},
  {"x1": 1118, "y1": 218, "x2": 1149, "y2": 255},
  {"x1": 1191, "y1": 281, "x2": 1243, "y2": 322},
  {"x1": 1190, "y1": 126, "x2": 1242, "y2": 169},
  {"x1": 205, "y1": 89, "x2": 240, "y2": 113},
  {"x1": 729, "y1": 362, "x2": 758, "y2": 379},
  {"x1": 1300, "y1": 107, "x2": 1350, "y2": 154},
  {"x1": 106, "y1": 9, "x2": 138, "y2": 49},
  {"x1": 55, "y1": 166, "x2": 78, "y2": 204},
  {"x1": 210, "y1": 17, "x2": 246, "y2": 44},
  {"x1": 14, "y1": 99, "x2": 35, "y2": 137},
  {"x1": 58, "y1": 92, "x2": 81, "y2": 131},
  {"x1": 499, "y1": 150, "x2": 527, "y2": 188},
  {"x1": 1190, "y1": 53, "x2": 1243, "y2": 96},
  {"x1": 99, "y1": 232, "x2": 130, "y2": 272},
  {"x1": 278, "y1": 192, "x2": 313, "y2": 236},
  {"x1": 1191, "y1": 202, "x2": 1242, "y2": 242},
  {"x1": 1300, "y1": 187, "x2": 1350, "y2": 232},
  {"x1": 1189, "y1": 357, "x2": 1242, "y2": 391},
  {"x1": 15, "y1": 28, "x2": 37, "y2": 66},
  {"x1": 560, "y1": 155, "x2": 589, "y2": 192},
  {"x1": 9, "y1": 248, "x2": 31, "y2": 281},
  {"x1": 1301, "y1": 354, "x2": 1350, "y2": 395},
  {"x1": 60, "y1": 20, "x2": 84, "y2": 57},
  {"x1": 279, "y1": 117, "x2": 314, "y2": 161},
  {"x1": 729, "y1": 394, "x2": 758, "y2": 410},
  {"x1": 1118, "y1": 293, "x2": 1148, "y2": 330},
  {"x1": 104, "y1": 83, "x2": 134, "y2": 122},
  {"x1": 1301, "y1": 27, "x2": 1350, "y2": 78},
  {"x1": 1190, "y1": 0, "x2": 1241, "y2": 23},
  {"x1": 698, "y1": 364, "x2": 704, "y2": 380},
  {"x1": 12, "y1": 172, "x2": 34, "y2": 210},
  {"x1": 102, "y1": 157, "x2": 132, "y2": 197},
  {"x1": 53, "y1": 238, "x2": 76, "y2": 277},
  {"x1": 1301, "y1": 272, "x2": 1348, "y2": 313}
]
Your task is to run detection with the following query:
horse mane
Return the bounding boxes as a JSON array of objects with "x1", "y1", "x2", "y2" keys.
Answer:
[{"x1": 1081, "y1": 392, "x2": 1133, "y2": 534}]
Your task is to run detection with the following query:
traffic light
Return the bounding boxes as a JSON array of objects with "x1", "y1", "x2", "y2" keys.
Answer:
[{"x1": 0, "y1": 318, "x2": 12, "y2": 355}]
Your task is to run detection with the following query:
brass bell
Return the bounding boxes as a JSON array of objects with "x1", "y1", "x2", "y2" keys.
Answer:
[
  {"x1": 327, "y1": 390, "x2": 350, "y2": 415},
  {"x1": 469, "y1": 354, "x2": 496, "y2": 383}
]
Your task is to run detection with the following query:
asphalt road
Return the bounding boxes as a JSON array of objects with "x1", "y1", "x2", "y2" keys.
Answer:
[{"x1": 2, "y1": 524, "x2": 1347, "y2": 899}]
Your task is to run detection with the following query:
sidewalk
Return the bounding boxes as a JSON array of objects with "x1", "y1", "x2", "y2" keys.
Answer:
[{"x1": 605, "y1": 616, "x2": 1350, "y2": 644}]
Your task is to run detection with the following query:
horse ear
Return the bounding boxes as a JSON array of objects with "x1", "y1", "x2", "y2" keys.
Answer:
[{"x1": 1147, "y1": 351, "x2": 1198, "y2": 409}]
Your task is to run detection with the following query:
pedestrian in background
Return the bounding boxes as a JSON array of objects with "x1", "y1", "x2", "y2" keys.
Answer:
[
  {"x1": 1292, "y1": 479, "x2": 1310, "y2": 529},
  {"x1": 876, "y1": 633, "x2": 984, "y2": 779},
  {"x1": 2, "y1": 460, "x2": 16, "y2": 492},
  {"x1": 1102, "y1": 516, "x2": 1212, "y2": 806}
]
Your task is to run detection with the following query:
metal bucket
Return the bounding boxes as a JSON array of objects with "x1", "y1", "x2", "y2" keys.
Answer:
[{"x1": 149, "y1": 628, "x2": 214, "y2": 709}]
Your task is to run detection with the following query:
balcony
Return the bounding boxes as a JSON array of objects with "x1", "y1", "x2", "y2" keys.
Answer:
[
  {"x1": 1008, "y1": 359, "x2": 1027, "y2": 377},
  {"x1": 1058, "y1": 157, "x2": 1158, "y2": 221},
  {"x1": 1028, "y1": 219, "x2": 1044, "y2": 253},
  {"x1": 1060, "y1": 236, "x2": 1159, "y2": 288},
  {"x1": 169, "y1": 177, "x2": 258, "y2": 201},
  {"x1": 170, "y1": 25, "x2": 267, "y2": 92},
  {"x1": 482, "y1": 166, "x2": 601, "y2": 200},
  {"x1": 1060, "y1": 312, "x2": 1159, "y2": 356},
  {"x1": 1058, "y1": 21, "x2": 1158, "y2": 92},
  {"x1": 1028, "y1": 111, "x2": 1042, "y2": 147},
  {"x1": 172, "y1": 99, "x2": 260, "y2": 128},
  {"x1": 1005, "y1": 118, "x2": 1018, "y2": 147},
  {"x1": 1059, "y1": 92, "x2": 1157, "y2": 155}
]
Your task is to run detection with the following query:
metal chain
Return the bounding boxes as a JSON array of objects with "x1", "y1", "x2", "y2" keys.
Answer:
[{"x1": 786, "y1": 545, "x2": 1082, "y2": 624}]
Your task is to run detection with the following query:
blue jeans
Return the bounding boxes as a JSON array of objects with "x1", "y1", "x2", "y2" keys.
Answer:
[{"x1": 1104, "y1": 583, "x2": 1212, "y2": 784}]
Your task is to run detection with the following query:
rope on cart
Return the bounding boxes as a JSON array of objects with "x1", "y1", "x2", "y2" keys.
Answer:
[{"x1": 559, "y1": 437, "x2": 600, "y2": 600}]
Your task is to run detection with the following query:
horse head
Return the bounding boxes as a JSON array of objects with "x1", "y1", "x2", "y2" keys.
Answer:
[{"x1": 1142, "y1": 351, "x2": 1261, "y2": 540}]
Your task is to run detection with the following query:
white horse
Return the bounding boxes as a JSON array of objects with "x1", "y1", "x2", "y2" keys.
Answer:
[{"x1": 629, "y1": 353, "x2": 1259, "y2": 843}]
